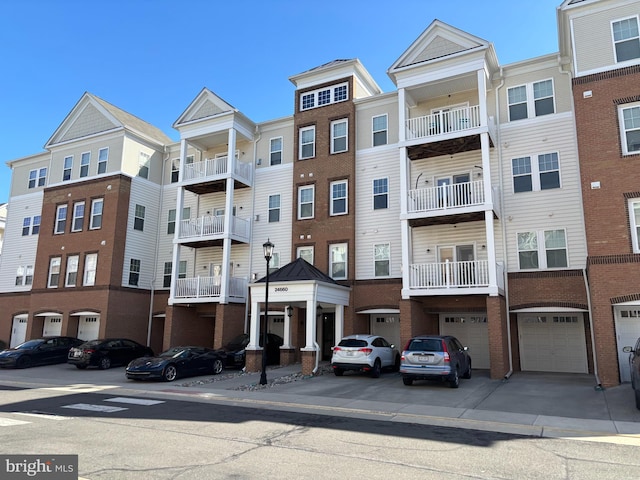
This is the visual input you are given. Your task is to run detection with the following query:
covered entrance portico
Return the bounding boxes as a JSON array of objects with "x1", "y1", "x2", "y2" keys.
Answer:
[{"x1": 247, "y1": 258, "x2": 351, "y2": 376}]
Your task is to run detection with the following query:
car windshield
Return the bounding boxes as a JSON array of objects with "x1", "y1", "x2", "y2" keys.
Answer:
[
  {"x1": 407, "y1": 339, "x2": 443, "y2": 352},
  {"x1": 159, "y1": 348, "x2": 188, "y2": 358},
  {"x1": 338, "y1": 339, "x2": 368, "y2": 348},
  {"x1": 80, "y1": 340, "x2": 103, "y2": 348},
  {"x1": 227, "y1": 335, "x2": 249, "y2": 347},
  {"x1": 15, "y1": 340, "x2": 43, "y2": 350}
]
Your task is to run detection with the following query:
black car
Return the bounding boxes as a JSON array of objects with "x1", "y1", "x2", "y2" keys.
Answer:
[
  {"x1": 222, "y1": 333, "x2": 283, "y2": 368},
  {"x1": 623, "y1": 339, "x2": 640, "y2": 409},
  {"x1": 126, "y1": 346, "x2": 226, "y2": 382},
  {"x1": 68, "y1": 338, "x2": 153, "y2": 370},
  {"x1": 0, "y1": 337, "x2": 83, "y2": 368}
]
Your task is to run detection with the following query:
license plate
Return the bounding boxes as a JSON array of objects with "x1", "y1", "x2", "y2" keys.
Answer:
[
  {"x1": 73, "y1": 351, "x2": 81, "y2": 357},
  {"x1": 418, "y1": 355, "x2": 432, "y2": 362},
  {"x1": 346, "y1": 351, "x2": 354, "y2": 356}
]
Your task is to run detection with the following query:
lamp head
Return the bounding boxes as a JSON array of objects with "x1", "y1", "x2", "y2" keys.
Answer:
[{"x1": 263, "y1": 239, "x2": 274, "y2": 261}]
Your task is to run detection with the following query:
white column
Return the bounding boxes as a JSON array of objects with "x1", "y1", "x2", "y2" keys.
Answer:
[
  {"x1": 480, "y1": 132, "x2": 492, "y2": 205},
  {"x1": 398, "y1": 87, "x2": 406, "y2": 142},
  {"x1": 477, "y1": 69, "x2": 487, "y2": 128},
  {"x1": 247, "y1": 298, "x2": 261, "y2": 350},
  {"x1": 334, "y1": 304, "x2": 344, "y2": 344},
  {"x1": 283, "y1": 305, "x2": 293, "y2": 348},
  {"x1": 169, "y1": 140, "x2": 189, "y2": 305},
  {"x1": 485, "y1": 209, "x2": 498, "y2": 296},
  {"x1": 220, "y1": 128, "x2": 237, "y2": 303},
  {"x1": 302, "y1": 299, "x2": 317, "y2": 350}
]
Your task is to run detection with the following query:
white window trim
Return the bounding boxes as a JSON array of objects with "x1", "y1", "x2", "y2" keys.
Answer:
[
  {"x1": 63, "y1": 156, "x2": 73, "y2": 181},
  {"x1": 65, "y1": 255, "x2": 79, "y2": 287},
  {"x1": 297, "y1": 246, "x2": 314, "y2": 265},
  {"x1": 511, "y1": 151, "x2": 561, "y2": 193},
  {"x1": 270, "y1": 136, "x2": 283, "y2": 166},
  {"x1": 516, "y1": 229, "x2": 568, "y2": 270},
  {"x1": 138, "y1": 152, "x2": 150, "y2": 179},
  {"x1": 90, "y1": 198, "x2": 103, "y2": 230},
  {"x1": 134, "y1": 204, "x2": 145, "y2": 231},
  {"x1": 48, "y1": 257, "x2": 61, "y2": 288},
  {"x1": 299, "y1": 126, "x2": 316, "y2": 160},
  {"x1": 98, "y1": 147, "x2": 109, "y2": 174},
  {"x1": 298, "y1": 185, "x2": 315, "y2": 220},
  {"x1": 618, "y1": 102, "x2": 640, "y2": 155},
  {"x1": 611, "y1": 15, "x2": 640, "y2": 64},
  {"x1": 372, "y1": 114, "x2": 388, "y2": 147},
  {"x1": 508, "y1": 79, "x2": 556, "y2": 121},
  {"x1": 330, "y1": 119, "x2": 348, "y2": 154},
  {"x1": 80, "y1": 151, "x2": 91, "y2": 178},
  {"x1": 55, "y1": 205, "x2": 67, "y2": 235},
  {"x1": 373, "y1": 177, "x2": 389, "y2": 210},
  {"x1": 330, "y1": 180, "x2": 348, "y2": 216},
  {"x1": 374, "y1": 243, "x2": 391, "y2": 278},
  {"x1": 268, "y1": 194, "x2": 281, "y2": 223},
  {"x1": 83, "y1": 253, "x2": 97, "y2": 286},
  {"x1": 71, "y1": 202, "x2": 85, "y2": 232},
  {"x1": 299, "y1": 82, "x2": 349, "y2": 112},
  {"x1": 329, "y1": 243, "x2": 348, "y2": 279},
  {"x1": 629, "y1": 198, "x2": 640, "y2": 253}
]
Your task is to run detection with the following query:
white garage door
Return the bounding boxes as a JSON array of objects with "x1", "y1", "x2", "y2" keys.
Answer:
[
  {"x1": 77, "y1": 316, "x2": 100, "y2": 341},
  {"x1": 518, "y1": 314, "x2": 587, "y2": 373},
  {"x1": 10, "y1": 316, "x2": 28, "y2": 348},
  {"x1": 371, "y1": 315, "x2": 401, "y2": 350},
  {"x1": 42, "y1": 317, "x2": 62, "y2": 337},
  {"x1": 614, "y1": 307, "x2": 640, "y2": 383},
  {"x1": 440, "y1": 314, "x2": 489, "y2": 369}
]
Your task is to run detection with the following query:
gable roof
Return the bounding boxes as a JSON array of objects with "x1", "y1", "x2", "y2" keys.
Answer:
[
  {"x1": 256, "y1": 257, "x2": 340, "y2": 285},
  {"x1": 173, "y1": 87, "x2": 237, "y2": 128},
  {"x1": 46, "y1": 92, "x2": 172, "y2": 149}
]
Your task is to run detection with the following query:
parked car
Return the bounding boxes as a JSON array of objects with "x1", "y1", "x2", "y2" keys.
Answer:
[
  {"x1": 126, "y1": 346, "x2": 226, "y2": 382},
  {"x1": 68, "y1": 338, "x2": 153, "y2": 370},
  {"x1": 400, "y1": 335, "x2": 471, "y2": 388},
  {"x1": 330, "y1": 334, "x2": 400, "y2": 378},
  {"x1": 0, "y1": 337, "x2": 83, "y2": 368},
  {"x1": 623, "y1": 339, "x2": 640, "y2": 409},
  {"x1": 221, "y1": 333, "x2": 283, "y2": 368}
]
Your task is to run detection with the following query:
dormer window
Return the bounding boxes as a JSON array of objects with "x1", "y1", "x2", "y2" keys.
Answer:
[{"x1": 299, "y1": 82, "x2": 349, "y2": 111}]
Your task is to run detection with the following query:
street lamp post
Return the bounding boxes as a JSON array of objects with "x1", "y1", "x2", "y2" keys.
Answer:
[{"x1": 260, "y1": 239, "x2": 274, "y2": 385}]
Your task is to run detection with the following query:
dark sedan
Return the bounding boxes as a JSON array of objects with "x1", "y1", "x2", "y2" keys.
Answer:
[
  {"x1": 125, "y1": 346, "x2": 225, "y2": 382},
  {"x1": 221, "y1": 333, "x2": 283, "y2": 368},
  {"x1": 68, "y1": 338, "x2": 153, "y2": 370},
  {"x1": 0, "y1": 337, "x2": 83, "y2": 368}
]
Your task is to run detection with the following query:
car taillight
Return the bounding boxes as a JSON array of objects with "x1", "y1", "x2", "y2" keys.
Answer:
[
  {"x1": 442, "y1": 340, "x2": 450, "y2": 363},
  {"x1": 332, "y1": 346, "x2": 341, "y2": 352},
  {"x1": 360, "y1": 348, "x2": 373, "y2": 355},
  {"x1": 84, "y1": 349, "x2": 95, "y2": 354},
  {"x1": 401, "y1": 354, "x2": 406, "y2": 361}
]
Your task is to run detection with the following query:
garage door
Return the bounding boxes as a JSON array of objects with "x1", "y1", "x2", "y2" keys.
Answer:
[
  {"x1": 371, "y1": 315, "x2": 401, "y2": 351},
  {"x1": 42, "y1": 317, "x2": 62, "y2": 337},
  {"x1": 614, "y1": 307, "x2": 640, "y2": 383},
  {"x1": 518, "y1": 314, "x2": 587, "y2": 373},
  {"x1": 440, "y1": 314, "x2": 489, "y2": 369},
  {"x1": 77, "y1": 316, "x2": 100, "y2": 341},
  {"x1": 10, "y1": 316, "x2": 28, "y2": 348}
]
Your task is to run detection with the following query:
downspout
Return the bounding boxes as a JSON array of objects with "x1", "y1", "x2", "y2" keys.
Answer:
[
  {"x1": 495, "y1": 67, "x2": 514, "y2": 379},
  {"x1": 313, "y1": 283, "x2": 320, "y2": 374},
  {"x1": 245, "y1": 125, "x2": 261, "y2": 334}
]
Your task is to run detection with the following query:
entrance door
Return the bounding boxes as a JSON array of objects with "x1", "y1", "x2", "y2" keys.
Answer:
[
  {"x1": 436, "y1": 177, "x2": 451, "y2": 208},
  {"x1": 437, "y1": 246, "x2": 454, "y2": 287},
  {"x1": 10, "y1": 316, "x2": 28, "y2": 348},
  {"x1": 456, "y1": 245, "x2": 475, "y2": 286},
  {"x1": 322, "y1": 313, "x2": 335, "y2": 361},
  {"x1": 43, "y1": 317, "x2": 62, "y2": 337},
  {"x1": 453, "y1": 173, "x2": 470, "y2": 206}
]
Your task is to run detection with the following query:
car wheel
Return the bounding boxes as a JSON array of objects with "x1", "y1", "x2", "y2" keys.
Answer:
[
  {"x1": 75, "y1": 364, "x2": 87, "y2": 370},
  {"x1": 393, "y1": 355, "x2": 401, "y2": 372},
  {"x1": 333, "y1": 368, "x2": 344, "y2": 376},
  {"x1": 449, "y1": 367, "x2": 460, "y2": 388},
  {"x1": 212, "y1": 359, "x2": 223, "y2": 375},
  {"x1": 163, "y1": 365, "x2": 178, "y2": 382},
  {"x1": 16, "y1": 356, "x2": 31, "y2": 369},
  {"x1": 98, "y1": 356, "x2": 111, "y2": 370},
  {"x1": 462, "y1": 360, "x2": 472, "y2": 379},
  {"x1": 635, "y1": 389, "x2": 640, "y2": 410},
  {"x1": 402, "y1": 376, "x2": 413, "y2": 386},
  {"x1": 371, "y1": 359, "x2": 382, "y2": 378}
]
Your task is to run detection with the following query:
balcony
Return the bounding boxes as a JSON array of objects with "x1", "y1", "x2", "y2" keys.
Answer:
[
  {"x1": 408, "y1": 180, "x2": 485, "y2": 213},
  {"x1": 408, "y1": 261, "x2": 504, "y2": 293},
  {"x1": 174, "y1": 276, "x2": 247, "y2": 302},
  {"x1": 406, "y1": 105, "x2": 481, "y2": 141},
  {"x1": 181, "y1": 156, "x2": 253, "y2": 194},
  {"x1": 178, "y1": 214, "x2": 250, "y2": 247}
]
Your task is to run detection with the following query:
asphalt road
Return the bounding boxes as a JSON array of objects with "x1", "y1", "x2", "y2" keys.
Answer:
[{"x1": 1, "y1": 366, "x2": 640, "y2": 479}]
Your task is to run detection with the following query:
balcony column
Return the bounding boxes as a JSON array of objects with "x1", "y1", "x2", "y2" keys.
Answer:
[
  {"x1": 302, "y1": 298, "x2": 318, "y2": 350},
  {"x1": 220, "y1": 128, "x2": 237, "y2": 303},
  {"x1": 485, "y1": 209, "x2": 498, "y2": 296},
  {"x1": 169, "y1": 143, "x2": 188, "y2": 305},
  {"x1": 477, "y1": 68, "x2": 488, "y2": 128},
  {"x1": 398, "y1": 87, "x2": 407, "y2": 142}
]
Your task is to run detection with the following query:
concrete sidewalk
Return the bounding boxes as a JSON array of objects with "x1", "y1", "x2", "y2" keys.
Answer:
[{"x1": 142, "y1": 363, "x2": 640, "y2": 444}]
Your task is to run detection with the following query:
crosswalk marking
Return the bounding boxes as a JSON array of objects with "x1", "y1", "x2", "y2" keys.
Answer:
[
  {"x1": 42, "y1": 384, "x2": 118, "y2": 393},
  {"x1": 62, "y1": 404, "x2": 128, "y2": 413},
  {"x1": 0, "y1": 417, "x2": 31, "y2": 426},
  {"x1": 104, "y1": 397, "x2": 164, "y2": 406}
]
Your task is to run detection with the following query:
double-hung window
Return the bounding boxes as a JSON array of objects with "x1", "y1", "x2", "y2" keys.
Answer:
[
  {"x1": 297, "y1": 246, "x2": 314, "y2": 265},
  {"x1": 72, "y1": 202, "x2": 85, "y2": 232},
  {"x1": 268, "y1": 252, "x2": 280, "y2": 275},
  {"x1": 619, "y1": 103, "x2": 640, "y2": 155},
  {"x1": 512, "y1": 152, "x2": 560, "y2": 193},
  {"x1": 23, "y1": 215, "x2": 41, "y2": 236},
  {"x1": 629, "y1": 198, "x2": 640, "y2": 253},
  {"x1": 22, "y1": 217, "x2": 31, "y2": 236},
  {"x1": 374, "y1": 243, "x2": 390, "y2": 277},
  {"x1": 129, "y1": 259, "x2": 141, "y2": 286},
  {"x1": 171, "y1": 159, "x2": 180, "y2": 183},
  {"x1": 330, "y1": 180, "x2": 347, "y2": 215},
  {"x1": 517, "y1": 229, "x2": 567, "y2": 270},
  {"x1": 270, "y1": 137, "x2": 283, "y2": 165},
  {"x1": 90, "y1": 198, "x2": 103, "y2": 229},
  {"x1": 48, "y1": 257, "x2": 61, "y2": 288},
  {"x1": 134, "y1": 204, "x2": 145, "y2": 231},
  {"x1": 80, "y1": 152, "x2": 90, "y2": 177},
  {"x1": 268, "y1": 194, "x2": 281, "y2": 222},
  {"x1": 98, "y1": 148, "x2": 108, "y2": 174},
  {"x1": 84, "y1": 253, "x2": 97, "y2": 286},
  {"x1": 612, "y1": 17, "x2": 640, "y2": 63},
  {"x1": 15, "y1": 265, "x2": 33, "y2": 286},
  {"x1": 167, "y1": 209, "x2": 176, "y2": 234},
  {"x1": 330, "y1": 243, "x2": 347, "y2": 279},
  {"x1": 373, "y1": 178, "x2": 389, "y2": 209},
  {"x1": 298, "y1": 185, "x2": 315, "y2": 219},
  {"x1": 55, "y1": 205, "x2": 67, "y2": 234},
  {"x1": 508, "y1": 80, "x2": 555, "y2": 121},
  {"x1": 372, "y1": 114, "x2": 388, "y2": 146},
  {"x1": 331, "y1": 119, "x2": 348, "y2": 153},
  {"x1": 32, "y1": 215, "x2": 40, "y2": 235},
  {"x1": 163, "y1": 262, "x2": 172, "y2": 288},
  {"x1": 138, "y1": 152, "x2": 150, "y2": 179},
  {"x1": 63, "y1": 156, "x2": 73, "y2": 181},
  {"x1": 66, "y1": 255, "x2": 79, "y2": 287},
  {"x1": 299, "y1": 126, "x2": 315, "y2": 159},
  {"x1": 29, "y1": 168, "x2": 47, "y2": 189}
]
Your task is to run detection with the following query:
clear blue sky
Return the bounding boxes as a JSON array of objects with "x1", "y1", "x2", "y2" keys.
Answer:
[{"x1": 0, "y1": 0, "x2": 562, "y2": 204}]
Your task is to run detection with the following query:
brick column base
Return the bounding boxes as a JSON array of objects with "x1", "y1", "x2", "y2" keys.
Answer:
[
  {"x1": 301, "y1": 350, "x2": 317, "y2": 376},
  {"x1": 279, "y1": 348, "x2": 296, "y2": 366},
  {"x1": 244, "y1": 349, "x2": 263, "y2": 373}
]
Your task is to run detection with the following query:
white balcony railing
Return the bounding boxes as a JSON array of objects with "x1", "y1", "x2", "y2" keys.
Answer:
[
  {"x1": 406, "y1": 105, "x2": 481, "y2": 141},
  {"x1": 174, "y1": 276, "x2": 247, "y2": 299},
  {"x1": 409, "y1": 260, "x2": 489, "y2": 289},
  {"x1": 182, "y1": 156, "x2": 252, "y2": 184},
  {"x1": 178, "y1": 215, "x2": 250, "y2": 241},
  {"x1": 408, "y1": 180, "x2": 485, "y2": 213}
]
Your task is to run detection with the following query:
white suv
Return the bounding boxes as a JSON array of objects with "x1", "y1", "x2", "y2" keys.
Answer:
[{"x1": 330, "y1": 334, "x2": 400, "y2": 378}]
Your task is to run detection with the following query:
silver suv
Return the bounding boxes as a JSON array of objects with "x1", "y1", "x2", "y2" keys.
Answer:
[
  {"x1": 400, "y1": 335, "x2": 471, "y2": 388},
  {"x1": 331, "y1": 334, "x2": 400, "y2": 378}
]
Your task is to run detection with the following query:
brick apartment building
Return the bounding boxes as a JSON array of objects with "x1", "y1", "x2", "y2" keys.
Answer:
[{"x1": 0, "y1": 0, "x2": 639, "y2": 384}]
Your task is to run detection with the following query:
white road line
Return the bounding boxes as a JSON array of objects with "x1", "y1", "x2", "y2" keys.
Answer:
[
  {"x1": 0, "y1": 417, "x2": 31, "y2": 426},
  {"x1": 62, "y1": 404, "x2": 128, "y2": 413},
  {"x1": 13, "y1": 411, "x2": 73, "y2": 421},
  {"x1": 104, "y1": 397, "x2": 164, "y2": 406},
  {"x1": 42, "y1": 384, "x2": 119, "y2": 393}
]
